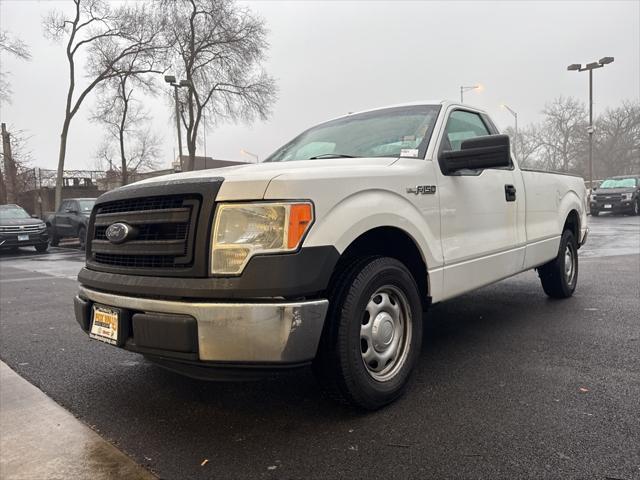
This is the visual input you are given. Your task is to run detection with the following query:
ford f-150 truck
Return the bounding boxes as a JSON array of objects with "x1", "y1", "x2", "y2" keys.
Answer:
[{"x1": 74, "y1": 100, "x2": 588, "y2": 409}]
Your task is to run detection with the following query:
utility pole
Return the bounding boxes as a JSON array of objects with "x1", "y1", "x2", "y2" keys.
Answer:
[{"x1": 1, "y1": 123, "x2": 17, "y2": 204}]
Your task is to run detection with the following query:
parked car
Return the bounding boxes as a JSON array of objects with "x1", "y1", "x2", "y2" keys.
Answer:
[
  {"x1": 0, "y1": 204, "x2": 49, "y2": 253},
  {"x1": 73, "y1": 100, "x2": 588, "y2": 409},
  {"x1": 46, "y1": 198, "x2": 96, "y2": 249},
  {"x1": 589, "y1": 175, "x2": 640, "y2": 216}
]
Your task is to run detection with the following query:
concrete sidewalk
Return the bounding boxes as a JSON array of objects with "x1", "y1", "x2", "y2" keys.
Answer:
[{"x1": 0, "y1": 361, "x2": 155, "y2": 480}]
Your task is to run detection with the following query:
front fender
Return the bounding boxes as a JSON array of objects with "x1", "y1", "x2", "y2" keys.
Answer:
[{"x1": 304, "y1": 189, "x2": 442, "y2": 270}]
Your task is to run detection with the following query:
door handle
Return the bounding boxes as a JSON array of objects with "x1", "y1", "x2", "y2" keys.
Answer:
[{"x1": 505, "y1": 184, "x2": 517, "y2": 202}]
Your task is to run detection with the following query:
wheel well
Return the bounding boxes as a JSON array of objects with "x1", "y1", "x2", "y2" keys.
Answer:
[
  {"x1": 563, "y1": 210, "x2": 580, "y2": 240},
  {"x1": 330, "y1": 227, "x2": 430, "y2": 308}
]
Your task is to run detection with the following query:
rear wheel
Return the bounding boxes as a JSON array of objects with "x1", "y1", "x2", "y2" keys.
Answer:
[
  {"x1": 48, "y1": 225, "x2": 59, "y2": 246},
  {"x1": 313, "y1": 256, "x2": 423, "y2": 410},
  {"x1": 538, "y1": 229, "x2": 578, "y2": 299},
  {"x1": 78, "y1": 226, "x2": 87, "y2": 250}
]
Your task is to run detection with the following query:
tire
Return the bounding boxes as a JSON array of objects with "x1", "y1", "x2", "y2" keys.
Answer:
[
  {"x1": 78, "y1": 226, "x2": 87, "y2": 250},
  {"x1": 48, "y1": 226, "x2": 59, "y2": 246},
  {"x1": 633, "y1": 199, "x2": 640, "y2": 216},
  {"x1": 313, "y1": 256, "x2": 423, "y2": 410},
  {"x1": 591, "y1": 210, "x2": 599, "y2": 217},
  {"x1": 35, "y1": 243, "x2": 49, "y2": 253},
  {"x1": 538, "y1": 229, "x2": 578, "y2": 299}
]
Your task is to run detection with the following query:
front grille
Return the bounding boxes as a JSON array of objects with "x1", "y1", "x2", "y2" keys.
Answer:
[
  {"x1": 594, "y1": 194, "x2": 622, "y2": 202},
  {"x1": 89, "y1": 194, "x2": 200, "y2": 271},
  {"x1": 94, "y1": 253, "x2": 178, "y2": 269},
  {"x1": 0, "y1": 224, "x2": 46, "y2": 233}
]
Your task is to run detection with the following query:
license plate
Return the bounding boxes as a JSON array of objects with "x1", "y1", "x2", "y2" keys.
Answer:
[
  {"x1": 604, "y1": 204, "x2": 612, "y2": 209},
  {"x1": 18, "y1": 234, "x2": 29, "y2": 241},
  {"x1": 90, "y1": 305, "x2": 120, "y2": 345}
]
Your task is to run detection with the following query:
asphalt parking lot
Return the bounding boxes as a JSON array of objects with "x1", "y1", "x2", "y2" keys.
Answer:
[{"x1": 1, "y1": 215, "x2": 639, "y2": 479}]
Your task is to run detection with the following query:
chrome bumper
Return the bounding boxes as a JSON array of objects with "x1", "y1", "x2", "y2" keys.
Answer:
[{"x1": 77, "y1": 286, "x2": 329, "y2": 363}]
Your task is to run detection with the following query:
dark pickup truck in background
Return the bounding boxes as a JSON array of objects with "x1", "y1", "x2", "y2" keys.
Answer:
[
  {"x1": 590, "y1": 175, "x2": 640, "y2": 216},
  {"x1": 46, "y1": 198, "x2": 96, "y2": 249}
]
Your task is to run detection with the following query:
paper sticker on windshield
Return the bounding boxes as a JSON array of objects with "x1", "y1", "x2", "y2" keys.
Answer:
[{"x1": 400, "y1": 148, "x2": 419, "y2": 158}]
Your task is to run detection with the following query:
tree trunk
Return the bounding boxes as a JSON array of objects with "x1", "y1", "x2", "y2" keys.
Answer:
[
  {"x1": 1, "y1": 123, "x2": 17, "y2": 204},
  {"x1": 55, "y1": 118, "x2": 71, "y2": 211}
]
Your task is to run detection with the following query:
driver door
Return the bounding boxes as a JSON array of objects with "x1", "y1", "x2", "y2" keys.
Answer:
[{"x1": 435, "y1": 108, "x2": 523, "y2": 300}]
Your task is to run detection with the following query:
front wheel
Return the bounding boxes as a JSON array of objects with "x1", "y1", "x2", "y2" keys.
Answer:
[
  {"x1": 538, "y1": 230, "x2": 578, "y2": 299},
  {"x1": 313, "y1": 256, "x2": 423, "y2": 410},
  {"x1": 633, "y1": 199, "x2": 639, "y2": 216},
  {"x1": 591, "y1": 209, "x2": 599, "y2": 217},
  {"x1": 35, "y1": 243, "x2": 49, "y2": 253}
]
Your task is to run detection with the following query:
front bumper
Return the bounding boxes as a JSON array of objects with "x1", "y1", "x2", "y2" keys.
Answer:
[
  {"x1": 0, "y1": 231, "x2": 48, "y2": 248},
  {"x1": 75, "y1": 286, "x2": 329, "y2": 365},
  {"x1": 590, "y1": 200, "x2": 635, "y2": 213}
]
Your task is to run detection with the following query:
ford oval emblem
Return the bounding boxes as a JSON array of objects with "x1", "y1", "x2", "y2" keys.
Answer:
[{"x1": 105, "y1": 222, "x2": 130, "y2": 244}]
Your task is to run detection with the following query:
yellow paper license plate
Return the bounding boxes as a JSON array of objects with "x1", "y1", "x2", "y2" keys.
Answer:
[{"x1": 90, "y1": 305, "x2": 119, "y2": 345}]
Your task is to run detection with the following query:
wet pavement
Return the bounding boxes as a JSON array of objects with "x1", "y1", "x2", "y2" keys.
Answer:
[{"x1": 0, "y1": 214, "x2": 638, "y2": 479}]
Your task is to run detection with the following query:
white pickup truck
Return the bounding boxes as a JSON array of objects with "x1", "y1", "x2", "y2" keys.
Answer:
[{"x1": 74, "y1": 100, "x2": 588, "y2": 409}]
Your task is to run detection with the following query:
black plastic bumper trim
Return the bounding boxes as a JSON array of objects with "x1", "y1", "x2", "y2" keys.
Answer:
[{"x1": 78, "y1": 245, "x2": 339, "y2": 299}]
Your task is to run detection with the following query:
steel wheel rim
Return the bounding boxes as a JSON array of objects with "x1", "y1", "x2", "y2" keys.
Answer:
[
  {"x1": 360, "y1": 285, "x2": 412, "y2": 382},
  {"x1": 564, "y1": 244, "x2": 576, "y2": 286}
]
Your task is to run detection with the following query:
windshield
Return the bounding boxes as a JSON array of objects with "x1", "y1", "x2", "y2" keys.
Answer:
[
  {"x1": 265, "y1": 105, "x2": 441, "y2": 162},
  {"x1": 78, "y1": 200, "x2": 95, "y2": 212},
  {"x1": 599, "y1": 178, "x2": 637, "y2": 189},
  {"x1": 0, "y1": 206, "x2": 30, "y2": 220}
]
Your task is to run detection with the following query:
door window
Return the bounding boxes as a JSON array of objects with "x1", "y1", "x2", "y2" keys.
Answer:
[
  {"x1": 60, "y1": 200, "x2": 71, "y2": 212},
  {"x1": 442, "y1": 110, "x2": 490, "y2": 151}
]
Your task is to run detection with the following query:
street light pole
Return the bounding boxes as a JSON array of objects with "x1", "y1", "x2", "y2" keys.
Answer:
[
  {"x1": 164, "y1": 75, "x2": 192, "y2": 171},
  {"x1": 567, "y1": 57, "x2": 614, "y2": 191},
  {"x1": 460, "y1": 85, "x2": 481, "y2": 103},
  {"x1": 501, "y1": 104, "x2": 518, "y2": 161},
  {"x1": 173, "y1": 84, "x2": 183, "y2": 159}
]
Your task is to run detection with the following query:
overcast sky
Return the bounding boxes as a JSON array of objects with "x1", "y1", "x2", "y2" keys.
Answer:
[{"x1": 1, "y1": 0, "x2": 638, "y2": 171}]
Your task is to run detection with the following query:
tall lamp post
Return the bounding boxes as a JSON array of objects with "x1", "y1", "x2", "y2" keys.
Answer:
[
  {"x1": 240, "y1": 149, "x2": 259, "y2": 163},
  {"x1": 501, "y1": 104, "x2": 518, "y2": 161},
  {"x1": 567, "y1": 57, "x2": 614, "y2": 191},
  {"x1": 164, "y1": 75, "x2": 192, "y2": 171},
  {"x1": 460, "y1": 84, "x2": 481, "y2": 103}
]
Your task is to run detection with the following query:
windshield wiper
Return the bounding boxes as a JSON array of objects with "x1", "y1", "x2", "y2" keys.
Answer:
[{"x1": 309, "y1": 153, "x2": 357, "y2": 159}]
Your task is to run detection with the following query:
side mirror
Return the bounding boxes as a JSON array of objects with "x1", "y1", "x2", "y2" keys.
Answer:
[
  {"x1": 66, "y1": 208, "x2": 78, "y2": 214},
  {"x1": 439, "y1": 134, "x2": 511, "y2": 175}
]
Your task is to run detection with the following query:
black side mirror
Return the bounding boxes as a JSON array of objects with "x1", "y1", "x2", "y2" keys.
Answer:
[
  {"x1": 439, "y1": 134, "x2": 511, "y2": 175},
  {"x1": 66, "y1": 208, "x2": 78, "y2": 214}
]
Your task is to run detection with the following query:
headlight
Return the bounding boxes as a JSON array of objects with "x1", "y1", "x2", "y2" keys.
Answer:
[
  {"x1": 622, "y1": 193, "x2": 633, "y2": 201},
  {"x1": 589, "y1": 194, "x2": 596, "y2": 202},
  {"x1": 211, "y1": 202, "x2": 313, "y2": 275}
]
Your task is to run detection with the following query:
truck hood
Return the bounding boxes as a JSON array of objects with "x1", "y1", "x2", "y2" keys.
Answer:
[
  {"x1": 593, "y1": 187, "x2": 636, "y2": 195},
  {"x1": 129, "y1": 157, "x2": 399, "y2": 201}
]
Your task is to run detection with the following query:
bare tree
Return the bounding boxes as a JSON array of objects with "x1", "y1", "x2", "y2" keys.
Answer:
[
  {"x1": 0, "y1": 126, "x2": 33, "y2": 203},
  {"x1": 534, "y1": 97, "x2": 587, "y2": 172},
  {"x1": 160, "y1": 0, "x2": 277, "y2": 170},
  {"x1": 504, "y1": 124, "x2": 542, "y2": 169},
  {"x1": 0, "y1": 31, "x2": 32, "y2": 104},
  {"x1": 92, "y1": 70, "x2": 161, "y2": 185},
  {"x1": 593, "y1": 101, "x2": 640, "y2": 178},
  {"x1": 43, "y1": 0, "x2": 166, "y2": 209}
]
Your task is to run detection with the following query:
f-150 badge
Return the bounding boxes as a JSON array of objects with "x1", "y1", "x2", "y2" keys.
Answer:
[{"x1": 406, "y1": 185, "x2": 437, "y2": 195}]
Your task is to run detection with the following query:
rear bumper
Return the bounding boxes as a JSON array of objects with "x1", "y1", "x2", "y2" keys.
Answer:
[{"x1": 75, "y1": 286, "x2": 329, "y2": 366}]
